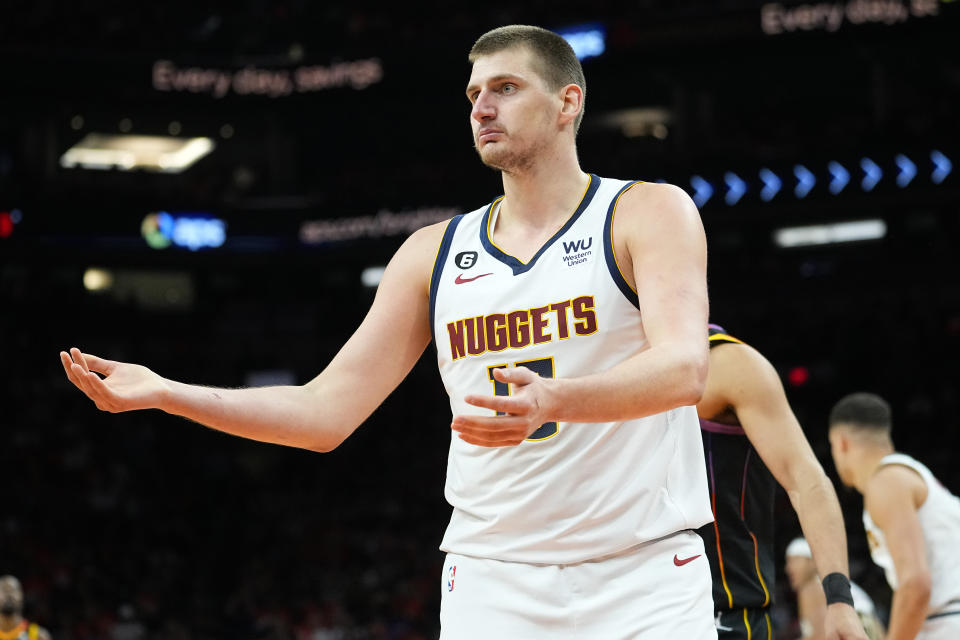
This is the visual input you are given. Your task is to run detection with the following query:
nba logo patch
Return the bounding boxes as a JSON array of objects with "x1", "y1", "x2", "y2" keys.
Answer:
[{"x1": 447, "y1": 564, "x2": 457, "y2": 592}]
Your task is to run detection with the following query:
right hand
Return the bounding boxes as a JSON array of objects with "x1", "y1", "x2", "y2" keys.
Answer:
[{"x1": 60, "y1": 348, "x2": 169, "y2": 412}]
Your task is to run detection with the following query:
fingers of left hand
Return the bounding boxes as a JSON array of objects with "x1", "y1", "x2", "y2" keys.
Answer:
[
  {"x1": 61, "y1": 352, "x2": 82, "y2": 386},
  {"x1": 492, "y1": 366, "x2": 534, "y2": 384},
  {"x1": 463, "y1": 393, "x2": 529, "y2": 414},
  {"x1": 456, "y1": 432, "x2": 528, "y2": 447},
  {"x1": 70, "y1": 348, "x2": 91, "y2": 374},
  {"x1": 452, "y1": 415, "x2": 530, "y2": 444},
  {"x1": 71, "y1": 364, "x2": 95, "y2": 394},
  {"x1": 452, "y1": 419, "x2": 530, "y2": 447},
  {"x1": 71, "y1": 365, "x2": 109, "y2": 406},
  {"x1": 453, "y1": 414, "x2": 529, "y2": 430}
]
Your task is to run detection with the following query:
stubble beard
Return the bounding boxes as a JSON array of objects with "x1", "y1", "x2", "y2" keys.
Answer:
[{"x1": 475, "y1": 136, "x2": 545, "y2": 175}]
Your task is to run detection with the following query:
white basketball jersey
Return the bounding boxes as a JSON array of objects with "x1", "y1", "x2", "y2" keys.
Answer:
[
  {"x1": 429, "y1": 174, "x2": 713, "y2": 564},
  {"x1": 863, "y1": 453, "x2": 960, "y2": 614}
]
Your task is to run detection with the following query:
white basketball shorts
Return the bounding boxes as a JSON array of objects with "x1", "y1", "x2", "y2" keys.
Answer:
[{"x1": 440, "y1": 529, "x2": 717, "y2": 639}]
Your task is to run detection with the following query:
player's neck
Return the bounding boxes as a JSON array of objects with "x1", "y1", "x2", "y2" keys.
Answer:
[
  {"x1": 498, "y1": 149, "x2": 587, "y2": 230},
  {"x1": 853, "y1": 444, "x2": 896, "y2": 493}
]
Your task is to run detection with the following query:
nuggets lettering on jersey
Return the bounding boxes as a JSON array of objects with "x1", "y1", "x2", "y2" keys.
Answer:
[
  {"x1": 429, "y1": 175, "x2": 713, "y2": 565},
  {"x1": 445, "y1": 296, "x2": 597, "y2": 360}
]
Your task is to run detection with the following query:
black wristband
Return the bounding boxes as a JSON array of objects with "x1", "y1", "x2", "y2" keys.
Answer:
[{"x1": 822, "y1": 572, "x2": 854, "y2": 606}]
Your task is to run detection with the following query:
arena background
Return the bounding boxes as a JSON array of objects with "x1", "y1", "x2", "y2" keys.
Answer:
[{"x1": 2, "y1": 2, "x2": 959, "y2": 638}]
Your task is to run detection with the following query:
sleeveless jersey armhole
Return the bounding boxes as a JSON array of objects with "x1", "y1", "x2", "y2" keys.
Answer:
[
  {"x1": 602, "y1": 181, "x2": 643, "y2": 309},
  {"x1": 428, "y1": 214, "x2": 465, "y2": 342}
]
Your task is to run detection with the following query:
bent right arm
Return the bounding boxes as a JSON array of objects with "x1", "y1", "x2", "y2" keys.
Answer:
[{"x1": 62, "y1": 221, "x2": 447, "y2": 452}]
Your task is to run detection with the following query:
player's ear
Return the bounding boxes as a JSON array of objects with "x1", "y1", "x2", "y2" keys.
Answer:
[
  {"x1": 837, "y1": 430, "x2": 851, "y2": 453},
  {"x1": 558, "y1": 84, "x2": 583, "y2": 126}
]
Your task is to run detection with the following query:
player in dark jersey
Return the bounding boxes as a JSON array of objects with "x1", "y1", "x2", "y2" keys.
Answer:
[
  {"x1": 0, "y1": 576, "x2": 51, "y2": 640},
  {"x1": 696, "y1": 325, "x2": 865, "y2": 640}
]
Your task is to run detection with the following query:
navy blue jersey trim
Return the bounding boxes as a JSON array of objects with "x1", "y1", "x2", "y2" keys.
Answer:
[
  {"x1": 429, "y1": 214, "x2": 465, "y2": 342},
  {"x1": 479, "y1": 174, "x2": 600, "y2": 276},
  {"x1": 602, "y1": 180, "x2": 642, "y2": 309}
]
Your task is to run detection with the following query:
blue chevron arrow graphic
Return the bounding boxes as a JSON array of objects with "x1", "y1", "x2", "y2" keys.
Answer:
[
  {"x1": 794, "y1": 165, "x2": 815, "y2": 198},
  {"x1": 895, "y1": 154, "x2": 916, "y2": 188},
  {"x1": 828, "y1": 161, "x2": 849, "y2": 195},
  {"x1": 690, "y1": 175, "x2": 713, "y2": 208},
  {"x1": 724, "y1": 172, "x2": 746, "y2": 205},
  {"x1": 861, "y1": 157, "x2": 882, "y2": 191},
  {"x1": 931, "y1": 150, "x2": 952, "y2": 184},
  {"x1": 759, "y1": 168, "x2": 781, "y2": 202}
]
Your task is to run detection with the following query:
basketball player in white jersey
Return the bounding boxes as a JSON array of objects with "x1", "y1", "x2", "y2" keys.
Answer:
[
  {"x1": 61, "y1": 25, "x2": 716, "y2": 637},
  {"x1": 829, "y1": 392, "x2": 960, "y2": 639}
]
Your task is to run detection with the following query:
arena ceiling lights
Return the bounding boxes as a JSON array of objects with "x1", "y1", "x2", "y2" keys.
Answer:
[
  {"x1": 773, "y1": 219, "x2": 887, "y2": 249},
  {"x1": 686, "y1": 150, "x2": 953, "y2": 209},
  {"x1": 59, "y1": 133, "x2": 215, "y2": 173}
]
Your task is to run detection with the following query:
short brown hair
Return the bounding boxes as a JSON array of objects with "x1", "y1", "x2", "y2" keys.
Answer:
[
  {"x1": 469, "y1": 25, "x2": 586, "y2": 132},
  {"x1": 829, "y1": 392, "x2": 892, "y2": 435}
]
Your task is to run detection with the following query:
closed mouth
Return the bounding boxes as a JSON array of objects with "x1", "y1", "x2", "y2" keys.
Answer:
[{"x1": 477, "y1": 129, "x2": 503, "y2": 144}]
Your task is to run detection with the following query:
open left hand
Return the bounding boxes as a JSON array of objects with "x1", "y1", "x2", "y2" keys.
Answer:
[
  {"x1": 451, "y1": 366, "x2": 555, "y2": 447},
  {"x1": 60, "y1": 348, "x2": 169, "y2": 413}
]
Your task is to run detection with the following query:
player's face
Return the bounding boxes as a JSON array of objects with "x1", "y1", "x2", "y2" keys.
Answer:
[
  {"x1": 466, "y1": 47, "x2": 561, "y2": 173},
  {"x1": 784, "y1": 555, "x2": 816, "y2": 590}
]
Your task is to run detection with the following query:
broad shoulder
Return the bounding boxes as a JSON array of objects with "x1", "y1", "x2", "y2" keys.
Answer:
[
  {"x1": 390, "y1": 219, "x2": 457, "y2": 281},
  {"x1": 704, "y1": 341, "x2": 779, "y2": 398},
  {"x1": 699, "y1": 340, "x2": 784, "y2": 419},
  {"x1": 609, "y1": 181, "x2": 706, "y2": 289},
  {"x1": 406, "y1": 218, "x2": 454, "y2": 251},
  {"x1": 614, "y1": 181, "x2": 700, "y2": 225},
  {"x1": 865, "y1": 463, "x2": 927, "y2": 517}
]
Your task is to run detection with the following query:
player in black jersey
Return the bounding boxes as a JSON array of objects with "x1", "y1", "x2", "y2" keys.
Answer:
[
  {"x1": 0, "y1": 576, "x2": 50, "y2": 640},
  {"x1": 696, "y1": 325, "x2": 865, "y2": 640}
]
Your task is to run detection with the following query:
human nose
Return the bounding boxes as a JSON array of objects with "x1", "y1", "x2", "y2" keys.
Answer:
[{"x1": 471, "y1": 90, "x2": 495, "y2": 123}]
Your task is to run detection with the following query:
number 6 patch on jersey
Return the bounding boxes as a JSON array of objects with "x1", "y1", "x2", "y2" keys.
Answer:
[{"x1": 487, "y1": 357, "x2": 558, "y2": 441}]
